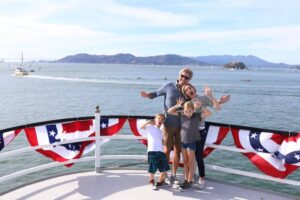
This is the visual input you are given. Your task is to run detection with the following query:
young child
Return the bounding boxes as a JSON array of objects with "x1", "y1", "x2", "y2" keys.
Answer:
[
  {"x1": 182, "y1": 83, "x2": 230, "y2": 189},
  {"x1": 168, "y1": 99, "x2": 211, "y2": 191},
  {"x1": 140, "y1": 113, "x2": 170, "y2": 190}
]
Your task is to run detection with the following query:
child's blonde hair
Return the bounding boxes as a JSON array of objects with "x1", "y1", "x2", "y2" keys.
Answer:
[
  {"x1": 183, "y1": 101, "x2": 194, "y2": 111},
  {"x1": 154, "y1": 113, "x2": 165, "y2": 120}
]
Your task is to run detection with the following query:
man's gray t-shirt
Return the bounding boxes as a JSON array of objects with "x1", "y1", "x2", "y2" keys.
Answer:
[
  {"x1": 178, "y1": 112, "x2": 202, "y2": 143},
  {"x1": 148, "y1": 82, "x2": 184, "y2": 128}
]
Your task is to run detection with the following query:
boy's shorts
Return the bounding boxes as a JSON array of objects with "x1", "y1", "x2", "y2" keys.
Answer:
[{"x1": 148, "y1": 151, "x2": 170, "y2": 173}]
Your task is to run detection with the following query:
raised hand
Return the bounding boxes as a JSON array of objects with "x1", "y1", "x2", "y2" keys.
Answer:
[
  {"x1": 203, "y1": 84, "x2": 213, "y2": 97},
  {"x1": 219, "y1": 95, "x2": 231, "y2": 104},
  {"x1": 193, "y1": 99, "x2": 202, "y2": 109},
  {"x1": 176, "y1": 97, "x2": 185, "y2": 106}
]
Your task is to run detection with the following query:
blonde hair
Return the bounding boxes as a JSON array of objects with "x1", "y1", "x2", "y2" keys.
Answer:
[
  {"x1": 179, "y1": 67, "x2": 193, "y2": 79},
  {"x1": 154, "y1": 113, "x2": 165, "y2": 120},
  {"x1": 183, "y1": 101, "x2": 194, "y2": 111},
  {"x1": 181, "y1": 83, "x2": 197, "y2": 100}
]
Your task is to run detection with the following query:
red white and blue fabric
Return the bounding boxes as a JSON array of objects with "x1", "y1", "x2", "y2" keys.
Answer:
[
  {"x1": 25, "y1": 120, "x2": 95, "y2": 167},
  {"x1": 0, "y1": 129, "x2": 22, "y2": 152},
  {"x1": 203, "y1": 125, "x2": 230, "y2": 157},
  {"x1": 273, "y1": 134, "x2": 300, "y2": 176},
  {"x1": 99, "y1": 117, "x2": 127, "y2": 136},
  {"x1": 95, "y1": 117, "x2": 127, "y2": 146},
  {"x1": 275, "y1": 134, "x2": 300, "y2": 166},
  {"x1": 128, "y1": 118, "x2": 148, "y2": 146},
  {"x1": 231, "y1": 127, "x2": 294, "y2": 178}
]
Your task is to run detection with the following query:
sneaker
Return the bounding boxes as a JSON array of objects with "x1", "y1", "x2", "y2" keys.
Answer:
[
  {"x1": 179, "y1": 180, "x2": 189, "y2": 188},
  {"x1": 149, "y1": 180, "x2": 158, "y2": 190},
  {"x1": 192, "y1": 181, "x2": 200, "y2": 188},
  {"x1": 192, "y1": 177, "x2": 205, "y2": 189},
  {"x1": 164, "y1": 175, "x2": 172, "y2": 185},
  {"x1": 198, "y1": 178, "x2": 205, "y2": 189},
  {"x1": 179, "y1": 181, "x2": 192, "y2": 192},
  {"x1": 156, "y1": 181, "x2": 171, "y2": 188},
  {"x1": 172, "y1": 175, "x2": 180, "y2": 185}
]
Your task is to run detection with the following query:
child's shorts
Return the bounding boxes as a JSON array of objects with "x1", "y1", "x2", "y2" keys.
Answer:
[
  {"x1": 181, "y1": 142, "x2": 196, "y2": 151},
  {"x1": 148, "y1": 151, "x2": 170, "y2": 174}
]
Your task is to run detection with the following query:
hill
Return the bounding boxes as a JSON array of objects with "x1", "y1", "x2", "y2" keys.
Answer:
[
  {"x1": 55, "y1": 53, "x2": 207, "y2": 66},
  {"x1": 54, "y1": 53, "x2": 293, "y2": 68}
]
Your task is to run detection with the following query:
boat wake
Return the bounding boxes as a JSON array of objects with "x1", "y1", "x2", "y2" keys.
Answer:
[{"x1": 23, "y1": 74, "x2": 164, "y2": 86}]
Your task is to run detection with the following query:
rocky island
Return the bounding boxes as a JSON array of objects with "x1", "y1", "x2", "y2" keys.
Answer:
[{"x1": 223, "y1": 61, "x2": 247, "y2": 69}]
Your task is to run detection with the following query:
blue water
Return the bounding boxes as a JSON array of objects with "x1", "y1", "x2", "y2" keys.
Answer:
[{"x1": 0, "y1": 63, "x2": 299, "y2": 196}]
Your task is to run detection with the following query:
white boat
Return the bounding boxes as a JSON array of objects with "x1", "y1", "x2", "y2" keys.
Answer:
[
  {"x1": 13, "y1": 52, "x2": 29, "y2": 76},
  {"x1": 0, "y1": 108, "x2": 299, "y2": 199},
  {"x1": 14, "y1": 67, "x2": 28, "y2": 76}
]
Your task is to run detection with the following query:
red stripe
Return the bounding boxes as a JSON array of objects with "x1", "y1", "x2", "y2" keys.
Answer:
[
  {"x1": 244, "y1": 153, "x2": 287, "y2": 178},
  {"x1": 128, "y1": 118, "x2": 147, "y2": 146},
  {"x1": 101, "y1": 118, "x2": 126, "y2": 136},
  {"x1": 203, "y1": 126, "x2": 230, "y2": 158},
  {"x1": 231, "y1": 127, "x2": 243, "y2": 149},
  {"x1": 24, "y1": 127, "x2": 39, "y2": 146},
  {"x1": 62, "y1": 120, "x2": 93, "y2": 133},
  {"x1": 270, "y1": 133, "x2": 285, "y2": 144}
]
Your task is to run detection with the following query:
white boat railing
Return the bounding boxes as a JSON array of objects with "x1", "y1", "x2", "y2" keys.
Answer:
[{"x1": 0, "y1": 108, "x2": 300, "y2": 188}]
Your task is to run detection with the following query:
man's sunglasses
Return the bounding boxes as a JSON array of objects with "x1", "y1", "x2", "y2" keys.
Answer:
[{"x1": 180, "y1": 74, "x2": 190, "y2": 80}]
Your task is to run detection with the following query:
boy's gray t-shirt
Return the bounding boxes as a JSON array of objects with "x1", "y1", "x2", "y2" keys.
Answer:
[{"x1": 178, "y1": 112, "x2": 202, "y2": 143}]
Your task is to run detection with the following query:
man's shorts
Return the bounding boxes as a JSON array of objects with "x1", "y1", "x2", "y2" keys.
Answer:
[
  {"x1": 162, "y1": 126, "x2": 181, "y2": 150},
  {"x1": 148, "y1": 151, "x2": 170, "y2": 173}
]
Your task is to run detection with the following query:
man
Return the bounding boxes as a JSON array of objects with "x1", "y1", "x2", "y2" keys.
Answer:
[{"x1": 140, "y1": 68, "x2": 193, "y2": 184}]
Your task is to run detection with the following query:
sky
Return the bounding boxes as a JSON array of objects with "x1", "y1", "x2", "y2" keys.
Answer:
[{"x1": 0, "y1": 0, "x2": 300, "y2": 64}]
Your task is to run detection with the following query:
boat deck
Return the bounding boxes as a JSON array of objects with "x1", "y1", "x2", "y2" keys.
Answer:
[{"x1": 1, "y1": 170, "x2": 297, "y2": 200}]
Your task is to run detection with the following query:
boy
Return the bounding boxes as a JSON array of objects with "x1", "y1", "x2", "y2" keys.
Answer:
[{"x1": 140, "y1": 114, "x2": 170, "y2": 190}]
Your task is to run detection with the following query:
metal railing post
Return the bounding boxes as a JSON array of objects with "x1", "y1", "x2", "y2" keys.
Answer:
[{"x1": 95, "y1": 106, "x2": 101, "y2": 173}]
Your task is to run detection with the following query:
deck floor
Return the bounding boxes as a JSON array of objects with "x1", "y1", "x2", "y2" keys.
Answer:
[{"x1": 1, "y1": 170, "x2": 297, "y2": 200}]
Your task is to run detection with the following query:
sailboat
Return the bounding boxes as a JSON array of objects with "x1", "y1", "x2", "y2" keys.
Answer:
[{"x1": 13, "y1": 52, "x2": 28, "y2": 76}]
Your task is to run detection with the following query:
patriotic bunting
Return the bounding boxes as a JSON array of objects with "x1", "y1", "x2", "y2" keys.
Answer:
[
  {"x1": 275, "y1": 134, "x2": 300, "y2": 166},
  {"x1": 128, "y1": 118, "x2": 148, "y2": 146},
  {"x1": 231, "y1": 128, "x2": 298, "y2": 178},
  {"x1": 25, "y1": 120, "x2": 95, "y2": 167},
  {"x1": 203, "y1": 124, "x2": 230, "y2": 157},
  {"x1": 99, "y1": 117, "x2": 127, "y2": 136},
  {"x1": 2, "y1": 115, "x2": 299, "y2": 178},
  {"x1": 24, "y1": 117, "x2": 126, "y2": 167},
  {"x1": 0, "y1": 129, "x2": 22, "y2": 152}
]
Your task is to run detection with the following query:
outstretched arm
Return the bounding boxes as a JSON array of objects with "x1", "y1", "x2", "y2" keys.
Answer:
[
  {"x1": 167, "y1": 97, "x2": 184, "y2": 116},
  {"x1": 204, "y1": 85, "x2": 221, "y2": 111},
  {"x1": 140, "y1": 91, "x2": 152, "y2": 99},
  {"x1": 218, "y1": 95, "x2": 231, "y2": 105},
  {"x1": 140, "y1": 120, "x2": 154, "y2": 129},
  {"x1": 140, "y1": 83, "x2": 169, "y2": 99}
]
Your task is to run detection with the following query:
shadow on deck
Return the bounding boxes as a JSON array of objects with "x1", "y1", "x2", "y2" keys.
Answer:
[{"x1": 1, "y1": 170, "x2": 297, "y2": 200}]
